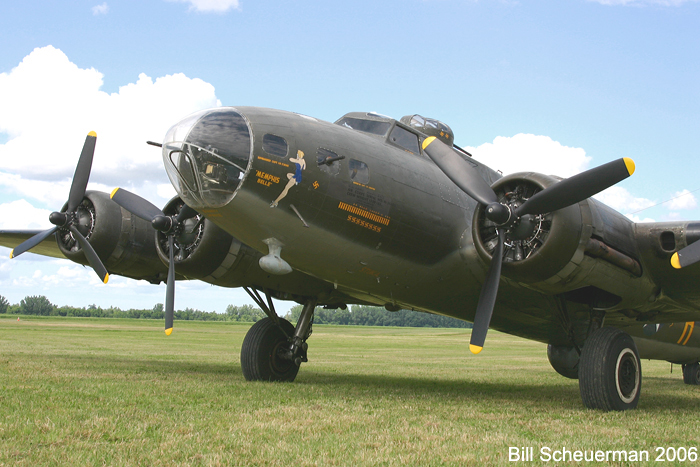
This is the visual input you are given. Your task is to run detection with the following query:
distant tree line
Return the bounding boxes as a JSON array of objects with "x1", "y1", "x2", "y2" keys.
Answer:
[
  {"x1": 284, "y1": 305, "x2": 472, "y2": 328},
  {"x1": 0, "y1": 295, "x2": 471, "y2": 329},
  {"x1": 0, "y1": 295, "x2": 263, "y2": 322}
]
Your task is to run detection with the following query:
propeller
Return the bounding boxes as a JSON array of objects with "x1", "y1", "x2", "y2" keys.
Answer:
[
  {"x1": 421, "y1": 136, "x2": 635, "y2": 353},
  {"x1": 670, "y1": 241, "x2": 700, "y2": 269},
  {"x1": 110, "y1": 187, "x2": 198, "y2": 335},
  {"x1": 10, "y1": 132, "x2": 109, "y2": 284}
]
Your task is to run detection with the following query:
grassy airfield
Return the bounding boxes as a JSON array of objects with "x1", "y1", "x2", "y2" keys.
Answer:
[{"x1": 1, "y1": 315, "x2": 699, "y2": 466}]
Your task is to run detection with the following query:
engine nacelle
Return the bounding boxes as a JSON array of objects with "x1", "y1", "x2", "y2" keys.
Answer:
[
  {"x1": 152, "y1": 197, "x2": 341, "y2": 302},
  {"x1": 470, "y1": 172, "x2": 655, "y2": 309},
  {"x1": 57, "y1": 191, "x2": 167, "y2": 283},
  {"x1": 156, "y1": 197, "x2": 262, "y2": 287},
  {"x1": 57, "y1": 193, "x2": 343, "y2": 305},
  {"x1": 472, "y1": 172, "x2": 583, "y2": 284}
]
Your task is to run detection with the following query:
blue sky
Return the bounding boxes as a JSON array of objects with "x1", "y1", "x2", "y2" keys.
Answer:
[{"x1": 1, "y1": 0, "x2": 699, "y2": 312}]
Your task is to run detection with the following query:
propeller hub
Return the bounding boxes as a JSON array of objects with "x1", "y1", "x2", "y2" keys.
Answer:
[
  {"x1": 49, "y1": 211, "x2": 68, "y2": 227},
  {"x1": 152, "y1": 215, "x2": 174, "y2": 233},
  {"x1": 485, "y1": 202, "x2": 511, "y2": 225}
]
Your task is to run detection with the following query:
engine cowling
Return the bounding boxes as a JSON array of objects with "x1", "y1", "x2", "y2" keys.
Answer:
[
  {"x1": 472, "y1": 172, "x2": 584, "y2": 285},
  {"x1": 57, "y1": 191, "x2": 167, "y2": 283},
  {"x1": 470, "y1": 172, "x2": 655, "y2": 307},
  {"x1": 153, "y1": 197, "x2": 245, "y2": 283}
]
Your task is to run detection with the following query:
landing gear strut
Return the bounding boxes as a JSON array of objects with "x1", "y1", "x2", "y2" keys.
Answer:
[
  {"x1": 240, "y1": 288, "x2": 317, "y2": 382},
  {"x1": 579, "y1": 327, "x2": 642, "y2": 411}
]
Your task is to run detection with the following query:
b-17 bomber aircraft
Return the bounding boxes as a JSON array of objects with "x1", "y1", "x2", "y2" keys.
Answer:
[{"x1": 3, "y1": 107, "x2": 700, "y2": 411}]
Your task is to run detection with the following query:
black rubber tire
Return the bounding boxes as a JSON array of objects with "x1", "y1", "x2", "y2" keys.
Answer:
[
  {"x1": 579, "y1": 327, "x2": 641, "y2": 411},
  {"x1": 547, "y1": 344, "x2": 579, "y2": 379},
  {"x1": 240, "y1": 318, "x2": 299, "y2": 382},
  {"x1": 682, "y1": 362, "x2": 700, "y2": 385}
]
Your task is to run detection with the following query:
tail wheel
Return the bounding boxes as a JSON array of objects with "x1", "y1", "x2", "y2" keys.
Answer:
[
  {"x1": 547, "y1": 344, "x2": 579, "y2": 380},
  {"x1": 240, "y1": 318, "x2": 299, "y2": 382},
  {"x1": 682, "y1": 362, "x2": 700, "y2": 385},
  {"x1": 579, "y1": 327, "x2": 641, "y2": 411}
]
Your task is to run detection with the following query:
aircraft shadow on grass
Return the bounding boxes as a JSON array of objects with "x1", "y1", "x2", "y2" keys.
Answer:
[{"x1": 32, "y1": 353, "x2": 699, "y2": 411}]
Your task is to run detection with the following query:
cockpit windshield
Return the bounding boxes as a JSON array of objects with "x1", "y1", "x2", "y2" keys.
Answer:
[
  {"x1": 336, "y1": 116, "x2": 391, "y2": 136},
  {"x1": 163, "y1": 109, "x2": 252, "y2": 209}
]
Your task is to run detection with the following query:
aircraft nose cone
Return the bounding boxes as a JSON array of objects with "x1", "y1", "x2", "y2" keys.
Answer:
[{"x1": 162, "y1": 108, "x2": 253, "y2": 209}]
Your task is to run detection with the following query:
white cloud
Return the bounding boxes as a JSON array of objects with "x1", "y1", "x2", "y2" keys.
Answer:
[
  {"x1": 593, "y1": 185, "x2": 656, "y2": 213},
  {"x1": 463, "y1": 134, "x2": 675, "y2": 221},
  {"x1": 0, "y1": 200, "x2": 52, "y2": 229},
  {"x1": 0, "y1": 46, "x2": 221, "y2": 209},
  {"x1": 157, "y1": 183, "x2": 178, "y2": 201},
  {"x1": 665, "y1": 189, "x2": 697, "y2": 211},
  {"x1": 592, "y1": 187, "x2": 696, "y2": 222},
  {"x1": 625, "y1": 214, "x2": 656, "y2": 223},
  {"x1": 0, "y1": 172, "x2": 113, "y2": 207},
  {"x1": 168, "y1": 0, "x2": 240, "y2": 12},
  {"x1": 40, "y1": 264, "x2": 99, "y2": 287},
  {"x1": 466, "y1": 133, "x2": 592, "y2": 178},
  {"x1": 92, "y1": 3, "x2": 109, "y2": 15}
]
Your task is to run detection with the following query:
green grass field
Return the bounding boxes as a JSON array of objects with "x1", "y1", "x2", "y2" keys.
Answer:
[{"x1": 1, "y1": 315, "x2": 699, "y2": 466}]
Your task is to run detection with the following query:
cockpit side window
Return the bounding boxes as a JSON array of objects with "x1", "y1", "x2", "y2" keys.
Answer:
[
  {"x1": 263, "y1": 134, "x2": 288, "y2": 158},
  {"x1": 349, "y1": 159, "x2": 370, "y2": 185},
  {"x1": 389, "y1": 126, "x2": 420, "y2": 155},
  {"x1": 337, "y1": 117, "x2": 391, "y2": 136}
]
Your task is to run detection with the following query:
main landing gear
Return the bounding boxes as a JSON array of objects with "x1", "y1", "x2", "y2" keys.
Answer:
[
  {"x1": 578, "y1": 327, "x2": 642, "y2": 411},
  {"x1": 682, "y1": 362, "x2": 700, "y2": 385},
  {"x1": 240, "y1": 288, "x2": 316, "y2": 382}
]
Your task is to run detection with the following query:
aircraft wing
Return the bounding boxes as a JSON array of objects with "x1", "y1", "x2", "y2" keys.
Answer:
[{"x1": 0, "y1": 230, "x2": 65, "y2": 259}]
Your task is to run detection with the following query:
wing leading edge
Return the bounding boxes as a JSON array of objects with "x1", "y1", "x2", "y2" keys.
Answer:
[{"x1": 0, "y1": 230, "x2": 65, "y2": 259}]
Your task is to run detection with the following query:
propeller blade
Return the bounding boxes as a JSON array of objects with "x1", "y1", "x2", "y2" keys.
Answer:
[
  {"x1": 111, "y1": 187, "x2": 183, "y2": 335},
  {"x1": 515, "y1": 158, "x2": 635, "y2": 217},
  {"x1": 470, "y1": 229, "x2": 505, "y2": 354},
  {"x1": 10, "y1": 227, "x2": 58, "y2": 259},
  {"x1": 67, "y1": 132, "x2": 97, "y2": 213},
  {"x1": 10, "y1": 131, "x2": 110, "y2": 285},
  {"x1": 69, "y1": 226, "x2": 109, "y2": 284},
  {"x1": 164, "y1": 235, "x2": 175, "y2": 336},
  {"x1": 110, "y1": 188, "x2": 164, "y2": 222},
  {"x1": 671, "y1": 240, "x2": 700, "y2": 269},
  {"x1": 176, "y1": 204, "x2": 198, "y2": 223},
  {"x1": 422, "y1": 137, "x2": 499, "y2": 207}
]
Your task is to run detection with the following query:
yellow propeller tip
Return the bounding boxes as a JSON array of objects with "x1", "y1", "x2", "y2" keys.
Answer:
[
  {"x1": 88, "y1": 131, "x2": 97, "y2": 137},
  {"x1": 671, "y1": 252, "x2": 682, "y2": 269},
  {"x1": 623, "y1": 157, "x2": 635, "y2": 176},
  {"x1": 165, "y1": 328, "x2": 173, "y2": 336},
  {"x1": 422, "y1": 136, "x2": 436, "y2": 150},
  {"x1": 110, "y1": 187, "x2": 119, "y2": 199},
  {"x1": 10, "y1": 250, "x2": 14, "y2": 259},
  {"x1": 103, "y1": 273, "x2": 110, "y2": 284},
  {"x1": 469, "y1": 344, "x2": 483, "y2": 355}
]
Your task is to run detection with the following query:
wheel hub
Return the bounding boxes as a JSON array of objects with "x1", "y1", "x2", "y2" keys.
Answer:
[{"x1": 615, "y1": 348, "x2": 640, "y2": 403}]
